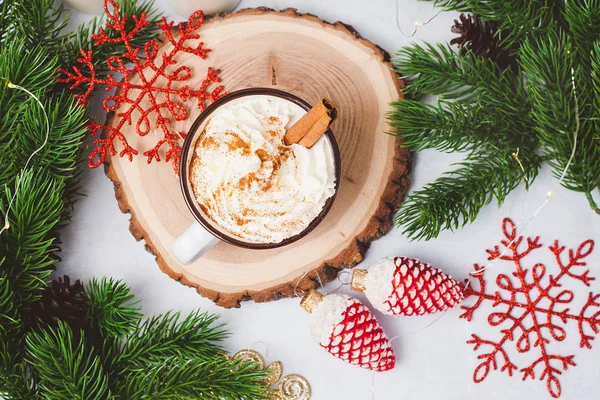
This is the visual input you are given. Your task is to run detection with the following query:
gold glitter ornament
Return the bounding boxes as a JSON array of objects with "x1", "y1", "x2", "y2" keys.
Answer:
[
  {"x1": 232, "y1": 349, "x2": 311, "y2": 399},
  {"x1": 232, "y1": 349, "x2": 265, "y2": 368},
  {"x1": 264, "y1": 361, "x2": 283, "y2": 386},
  {"x1": 274, "y1": 374, "x2": 311, "y2": 400}
]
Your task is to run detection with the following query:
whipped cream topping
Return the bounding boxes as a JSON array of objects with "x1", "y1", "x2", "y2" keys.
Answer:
[{"x1": 189, "y1": 95, "x2": 336, "y2": 244}]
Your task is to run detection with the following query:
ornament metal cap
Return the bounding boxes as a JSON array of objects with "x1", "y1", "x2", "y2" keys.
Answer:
[
  {"x1": 300, "y1": 289, "x2": 323, "y2": 314},
  {"x1": 350, "y1": 269, "x2": 368, "y2": 292}
]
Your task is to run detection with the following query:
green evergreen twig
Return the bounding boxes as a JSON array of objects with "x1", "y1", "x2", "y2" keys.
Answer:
[
  {"x1": 25, "y1": 321, "x2": 113, "y2": 400},
  {"x1": 392, "y1": 1, "x2": 600, "y2": 240},
  {"x1": 0, "y1": 1, "x2": 271, "y2": 398}
]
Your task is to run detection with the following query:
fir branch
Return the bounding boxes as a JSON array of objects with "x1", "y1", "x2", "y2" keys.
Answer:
[
  {"x1": 591, "y1": 41, "x2": 600, "y2": 148},
  {"x1": 0, "y1": 40, "x2": 57, "y2": 103},
  {"x1": 520, "y1": 28, "x2": 600, "y2": 205},
  {"x1": 119, "y1": 356, "x2": 270, "y2": 400},
  {"x1": 0, "y1": 342, "x2": 35, "y2": 400},
  {"x1": 564, "y1": 0, "x2": 600, "y2": 58},
  {"x1": 396, "y1": 151, "x2": 540, "y2": 240},
  {"x1": 390, "y1": 96, "x2": 538, "y2": 156},
  {"x1": 392, "y1": 1, "x2": 600, "y2": 238},
  {"x1": 12, "y1": 0, "x2": 70, "y2": 53},
  {"x1": 106, "y1": 307, "x2": 268, "y2": 399},
  {"x1": 0, "y1": 1, "x2": 15, "y2": 44},
  {"x1": 25, "y1": 321, "x2": 113, "y2": 400},
  {"x1": 391, "y1": 41, "x2": 541, "y2": 240},
  {"x1": 6, "y1": 93, "x2": 88, "y2": 186},
  {"x1": 0, "y1": 40, "x2": 87, "y2": 195},
  {"x1": 395, "y1": 42, "x2": 517, "y2": 102},
  {"x1": 0, "y1": 263, "x2": 20, "y2": 338},
  {"x1": 421, "y1": 0, "x2": 564, "y2": 45},
  {"x1": 389, "y1": 100, "x2": 486, "y2": 152},
  {"x1": 0, "y1": 269, "x2": 32, "y2": 400},
  {"x1": 394, "y1": 43, "x2": 532, "y2": 136},
  {"x1": 85, "y1": 277, "x2": 142, "y2": 339},
  {"x1": 119, "y1": 310, "x2": 227, "y2": 368},
  {"x1": 0, "y1": 170, "x2": 65, "y2": 307}
]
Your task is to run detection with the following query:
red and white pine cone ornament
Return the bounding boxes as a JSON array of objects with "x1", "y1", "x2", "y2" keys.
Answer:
[
  {"x1": 350, "y1": 257, "x2": 465, "y2": 316},
  {"x1": 300, "y1": 289, "x2": 395, "y2": 372}
]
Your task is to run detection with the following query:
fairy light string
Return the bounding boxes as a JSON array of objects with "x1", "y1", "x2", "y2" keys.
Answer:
[
  {"x1": 511, "y1": 148, "x2": 530, "y2": 185},
  {"x1": 395, "y1": 0, "x2": 452, "y2": 38},
  {"x1": 0, "y1": 78, "x2": 50, "y2": 236}
]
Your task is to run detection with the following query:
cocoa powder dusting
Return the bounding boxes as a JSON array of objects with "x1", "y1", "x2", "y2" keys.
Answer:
[
  {"x1": 200, "y1": 135, "x2": 217, "y2": 149},
  {"x1": 198, "y1": 203, "x2": 210, "y2": 214},
  {"x1": 199, "y1": 129, "x2": 252, "y2": 156},
  {"x1": 198, "y1": 127, "x2": 251, "y2": 156},
  {"x1": 255, "y1": 148, "x2": 269, "y2": 162},
  {"x1": 234, "y1": 144, "x2": 295, "y2": 218},
  {"x1": 235, "y1": 217, "x2": 250, "y2": 226},
  {"x1": 238, "y1": 172, "x2": 259, "y2": 189},
  {"x1": 224, "y1": 131, "x2": 251, "y2": 155},
  {"x1": 189, "y1": 112, "x2": 310, "y2": 240}
]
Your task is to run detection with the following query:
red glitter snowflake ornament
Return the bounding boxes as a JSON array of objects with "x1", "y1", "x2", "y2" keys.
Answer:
[
  {"x1": 60, "y1": 0, "x2": 224, "y2": 172},
  {"x1": 462, "y1": 218, "x2": 599, "y2": 398}
]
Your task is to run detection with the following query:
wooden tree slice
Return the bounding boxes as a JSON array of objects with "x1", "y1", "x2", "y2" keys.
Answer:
[{"x1": 104, "y1": 8, "x2": 411, "y2": 308}]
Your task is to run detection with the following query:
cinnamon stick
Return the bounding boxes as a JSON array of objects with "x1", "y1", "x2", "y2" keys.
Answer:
[
  {"x1": 297, "y1": 113, "x2": 332, "y2": 148},
  {"x1": 284, "y1": 98, "x2": 337, "y2": 147}
]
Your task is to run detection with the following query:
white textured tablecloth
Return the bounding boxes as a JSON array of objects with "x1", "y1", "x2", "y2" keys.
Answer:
[{"x1": 62, "y1": 1, "x2": 600, "y2": 399}]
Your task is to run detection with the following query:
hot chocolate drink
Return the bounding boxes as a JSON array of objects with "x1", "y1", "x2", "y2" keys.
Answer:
[{"x1": 189, "y1": 95, "x2": 336, "y2": 244}]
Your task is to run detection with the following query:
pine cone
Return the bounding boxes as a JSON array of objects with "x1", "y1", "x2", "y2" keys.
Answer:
[
  {"x1": 26, "y1": 275, "x2": 87, "y2": 331},
  {"x1": 352, "y1": 257, "x2": 465, "y2": 316},
  {"x1": 450, "y1": 14, "x2": 517, "y2": 70},
  {"x1": 302, "y1": 290, "x2": 395, "y2": 372}
]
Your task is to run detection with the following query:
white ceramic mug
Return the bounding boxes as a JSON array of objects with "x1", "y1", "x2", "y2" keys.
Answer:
[
  {"x1": 170, "y1": 88, "x2": 341, "y2": 265},
  {"x1": 171, "y1": 220, "x2": 219, "y2": 264}
]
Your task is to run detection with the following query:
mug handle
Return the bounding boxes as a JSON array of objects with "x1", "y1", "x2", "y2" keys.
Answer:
[{"x1": 171, "y1": 221, "x2": 219, "y2": 265}]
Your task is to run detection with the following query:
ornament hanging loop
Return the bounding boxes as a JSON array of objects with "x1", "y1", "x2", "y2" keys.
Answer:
[
  {"x1": 337, "y1": 270, "x2": 352, "y2": 286},
  {"x1": 293, "y1": 269, "x2": 328, "y2": 298}
]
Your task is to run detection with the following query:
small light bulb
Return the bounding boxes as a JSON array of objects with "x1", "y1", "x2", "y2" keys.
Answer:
[
  {"x1": 547, "y1": 190, "x2": 554, "y2": 197},
  {"x1": 414, "y1": 21, "x2": 423, "y2": 29}
]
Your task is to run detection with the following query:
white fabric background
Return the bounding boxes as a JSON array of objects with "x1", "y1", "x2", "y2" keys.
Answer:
[{"x1": 62, "y1": 1, "x2": 600, "y2": 399}]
